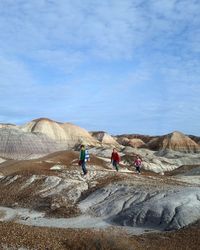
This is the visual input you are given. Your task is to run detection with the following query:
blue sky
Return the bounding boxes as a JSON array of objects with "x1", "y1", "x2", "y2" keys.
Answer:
[{"x1": 0, "y1": 0, "x2": 200, "y2": 135}]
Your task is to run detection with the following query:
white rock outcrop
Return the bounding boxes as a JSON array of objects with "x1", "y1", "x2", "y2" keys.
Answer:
[{"x1": 80, "y1": 184, "x2": 200, "y2": 231}]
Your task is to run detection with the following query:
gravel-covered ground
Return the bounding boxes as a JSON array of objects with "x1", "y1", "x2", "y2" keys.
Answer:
[
  {"x1": 0, "y1": 220, "x2": 200, "y2": 250},
  {"x1": 0, "y1": 221, "x2": 135, "y2": 250}
]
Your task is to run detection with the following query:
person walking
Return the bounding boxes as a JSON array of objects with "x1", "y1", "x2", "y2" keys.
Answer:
[
  {"x1": 134, "y1": 155, "x2": 142, "y2": 174},
  {"x1": 79, "y1": 145, "x2": 88, "y2": 175},
  {"x1": 111, "y1": 148, "x2": 120, "y2": 172}
]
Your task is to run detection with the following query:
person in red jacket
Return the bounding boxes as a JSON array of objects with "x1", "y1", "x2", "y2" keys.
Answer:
[{"x1": 111, "y1": 148, "x2": 120, "y2": 171}]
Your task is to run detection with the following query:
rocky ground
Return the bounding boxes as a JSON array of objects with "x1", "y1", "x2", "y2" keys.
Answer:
[
  {"x1": 0, "y1": 220, "x2": 199, "y2": 249},
  {"x1": 0, "y1": 148, "x2": 200, "y2": 249}
]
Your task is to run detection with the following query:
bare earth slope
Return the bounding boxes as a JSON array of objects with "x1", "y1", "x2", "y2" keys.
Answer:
[{"x1": 0, "y1": 127, "x2": 61, "y2": 160}]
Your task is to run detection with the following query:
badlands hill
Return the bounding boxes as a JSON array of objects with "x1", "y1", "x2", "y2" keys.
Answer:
[
  {"x1": 21, "y1": 118, "x2": 98, "y2": 148},
  {"x1": 147, "y1": 131, "x2": 200, "y2": 153},
  {"x1": 117, "y1": 131, "x2": 200, "y2": 153}
]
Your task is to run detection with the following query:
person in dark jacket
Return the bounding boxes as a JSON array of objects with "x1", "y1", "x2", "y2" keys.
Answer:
[
  {"x1": 111, "y1": 148, "x2": 120, "y2": 171},
  {"x1": 79, "y1": 145, "x2": 87, "y2": 175}
]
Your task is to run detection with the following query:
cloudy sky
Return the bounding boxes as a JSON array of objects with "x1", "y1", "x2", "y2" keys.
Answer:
[{"x1": 0, "y1": 0, "x2": 200, "y2": 135}]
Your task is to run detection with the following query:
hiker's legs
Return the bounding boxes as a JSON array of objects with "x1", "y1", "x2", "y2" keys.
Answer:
[
  {"x1": 81, "y1": 161, "x2": 87, "y2": 175},
  {"x1": 113, "y1": 161, "x2": 119, "y2": 172},
  {"x1": 136, "y1": 166, "x2": 141, "y2": 173}
]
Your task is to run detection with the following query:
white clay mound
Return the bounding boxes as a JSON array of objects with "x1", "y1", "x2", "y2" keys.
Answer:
[
  {"x1": 80, "y1": 184, "x2": 200, "y2": 231},
  {"x1": 21, "y1": 118, "x2": 98, "y2": 148}
]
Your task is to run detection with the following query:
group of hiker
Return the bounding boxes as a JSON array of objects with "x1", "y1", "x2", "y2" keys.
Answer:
[{"x1": 79, "y1": 145, "x2": 142, "y2": 176}]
